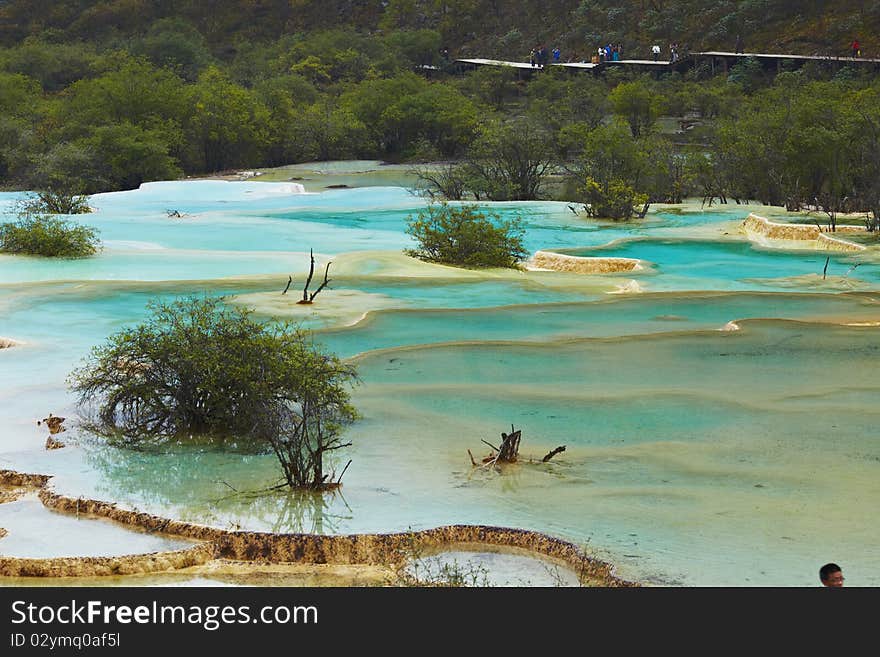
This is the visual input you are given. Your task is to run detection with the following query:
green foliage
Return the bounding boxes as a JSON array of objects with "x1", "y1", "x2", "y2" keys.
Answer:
[
  {"x1": 458, "y1": 65, "x2": 519, "y2": 110},
  {"x1": 726, "y1": 56, "x2": 767, "y2": 93},
  {"x1": 404, "y1": 202, "x2": 527, "y2": 268},
  {"x1": 183, "y1": 66, "x2": 270, "y2": 172},
  {"x1": 0, "y1": 37, "x2": 100, "y2": 92},
  {"x1": 712, "y1": 78, "x2": 861, "y2": 212},
  {"x1": 68, "y1": 296, "x2": 359, "y2": 490},
  {"x1": 524, "y1": 70, "x2": 608, "y2": 134},
  {"x1": 573, "y1": 120, "x2": 648, "y2": 191},
  {"x1": 22, "y1": 189, "x2": 91, "y2": 215},
  {"x1": 569, "y1": 120, "x2": 677, "y2": 218},
  {"x1": 410, "y1": 163, "x2": 472, "y2": 200},
  {"x1": 0, "y1": 72, "x2": 42, "y2": 118},
  {"x1": 78, "y1": 123, "x2": 182, "y2": 191},
  {"x1": 580, "y1": 177, "x2": 648, "y2": 220},
  {"x1": 130, "y1": 18, "x2": 214, "y2": 82},
  {"x1": 382, "y1": 29, "x2": 443, "y2": 68},
  {"x1": 296, "y1": 100, "x2": 370, "y2": 161},
  {"x1": 51, "y1": 58, "x2": 188, "y2": 138},
  {"x1": 340, "y1": 72, "x2": 480, "y2": 159},
  {"x1": 608, "y1": 79, "x2": 665, "y2": 138},
  {"x1": 0, "y1": 213, "x2": 100, "y2": 257},
  {"x1": 1, "y1": 0, "x2": 879, "y2": 200},
  {"x1": 463, "y1": 118, "x2": 556, "y2": 200}
]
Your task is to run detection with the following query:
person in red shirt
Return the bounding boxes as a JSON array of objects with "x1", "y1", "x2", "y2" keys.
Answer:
[{"x1": 851, "y1": 39, "x2": 861, "y2": 58}]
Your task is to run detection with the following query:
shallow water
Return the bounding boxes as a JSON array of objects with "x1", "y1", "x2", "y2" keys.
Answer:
[
  {"x1": 0, "y1": 494, "x2": 193, "y2": 558},
  {"x1": 1, "y1": 180, "x2": 878, "y2": 586}
]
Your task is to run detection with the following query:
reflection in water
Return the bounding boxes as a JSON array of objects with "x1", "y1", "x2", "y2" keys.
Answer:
[{"x1": 80, "y1": 443, "x2": 353, "y2": 535}]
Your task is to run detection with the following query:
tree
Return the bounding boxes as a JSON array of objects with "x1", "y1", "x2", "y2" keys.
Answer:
[
  {"x1": 130, "y1": 18, "x2": 214, "y2": 82},
  {"x1": 525, "y1": 70, "x2": 608, "y2": 135},
  {"x1": 410, "y1": 162, "x2": 472, "y2": 200},
  {"x1": 0, "y1": 211, "x2": 100, "y2": 257},
  {"x1": 68, "y1": 296, "x2": 359, "y2": 490},
  {"x1": 21, "y1": 188, "x2": 91, "y2": 215},
  {"x1": 463, "y1": 118, "x2": 556, "y2": 200},
  {"x1": 851, "y1": 87, "x2": 880, "y2": 231},
  {"x1": 183, "y1": 66, "x2": 270, "y2": 172},
  {"x1": 51, "y1": 59, "x2": 188, "y2": 140},
  {"x1": 570, "y1": 120, "x2": 655, "y2": 219},
  {"x1": 608, "y1": 79, "x2": 665, "y2": 138},
  {"x1": 76, "y1": 123, "x2": 182, "y2": 192},
  {"x1": 297, "y1": 101, "x2": 369, "y2": 162},
  {"x1": 458, "y1": 65, "x2": 519, "y2": 110},
  {"x1": 404, "y1": 202, "x2": 527, "y2": 268},
  {"x1": 340, "y1": 73, "x2": 479, "y2": 159}
]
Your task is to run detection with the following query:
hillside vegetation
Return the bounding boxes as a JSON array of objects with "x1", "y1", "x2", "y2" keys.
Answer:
[
  {"x1": 1, "y1": 1, "x2": 877, "y2": 59},
  {"x1": 1, "y1": 1, "x2": 880, "y2": 226}
]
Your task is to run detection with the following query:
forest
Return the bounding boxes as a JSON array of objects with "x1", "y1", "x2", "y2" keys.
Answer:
[{"x1": 1, "y1": 0, "x2": 879, "y2": 222}]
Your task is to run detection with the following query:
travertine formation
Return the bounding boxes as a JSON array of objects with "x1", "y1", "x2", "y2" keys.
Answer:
[
  {"x1": 741, "y1": 214, "x2": 866, "y2": 252},
  {"x1": 0, "y1": 469, "x2": 636, "y2": 586},
  {"x1": 531, "y1": 250, "x2": 642, "y2": 273}
]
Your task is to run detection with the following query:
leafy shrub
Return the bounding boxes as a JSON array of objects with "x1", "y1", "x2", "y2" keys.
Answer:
[
  {"x1": 0, "y1": 214, "x2": 101, "y2": 257},
  {"x1": 21, "y1": 189, "x2": 92, "y2": 215},
  {"x1": 580, "y1": 177, "x2": 648, "y2": 220},
  {"x1": 404, "y1": 202, "x2": 528, "y2": 268},
  {"x1": 69, "y1": 296, "x2": 359, "y2": 490}
]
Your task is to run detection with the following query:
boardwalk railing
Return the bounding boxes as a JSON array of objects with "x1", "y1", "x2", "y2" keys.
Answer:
[{"x1": 451, "y1": 51, "x2": 880, "y2": 75}]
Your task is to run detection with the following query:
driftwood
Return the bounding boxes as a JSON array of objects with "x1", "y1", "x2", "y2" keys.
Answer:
[
  {"x1": 282, "y1": 275, "x2": 292, "y2": 295},
  {"x1": 37, "y1": 413, "x2": 65, "y2": 435},
  {"x1": 542, "y1": 446, "x2": 566, "y2": 462},
  {"x1": 45, "y1": 436, "x2": 65, "y2": 450},
  {"x1": 471, "y1": 425, "x2": 521, "y2": 468},
  {"x1": 470, "y1": 426, "x2": 567, "y2": 469},
  {"x1": 38, "y1": 413, "x2": 67, "y2": 449},
  {"x1": 497, "y1": 427, "x2": 521, "y2": 462}
]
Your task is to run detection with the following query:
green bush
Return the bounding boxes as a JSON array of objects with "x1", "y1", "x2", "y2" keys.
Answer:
[
  {"x1": 68, "y1": 296, "x2": 359, "y2": 490},
  {"x1": 404, "y1": 202, "x2": 528, "y2": 269},
  {"x1": 0, "y1": 214, "x2": 101, "y2": 257},
  {"x1": 22, "y1": 189, "x2": 92, "y2": 215},
  {"x1": 580, "y1": 177, "x2": 648, "y2": 220}
]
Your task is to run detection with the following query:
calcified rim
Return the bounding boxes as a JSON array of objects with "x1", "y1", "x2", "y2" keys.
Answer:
[
  {"x1": 0, "y1": 469, "x2": 638, "y2": 586},
  {"x1": 742, "y1": 214, "x2": 866, "y2": 251}
]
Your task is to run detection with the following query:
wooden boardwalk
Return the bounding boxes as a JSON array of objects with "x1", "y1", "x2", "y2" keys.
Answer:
[{"x1": 454, "y1": 51, "x2": 880, "y2": 75}]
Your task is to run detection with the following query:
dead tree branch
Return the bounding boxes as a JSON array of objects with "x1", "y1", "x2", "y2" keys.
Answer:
[
  {"x1": 309, "y1": 261, "x2": 332, "y2": 301},
  {"x1": 301, "y1": 248, "x2": 316, "y2": 303},
  {"x1": 542, "y1": 445, "x2": 566, "y2": 462},
  {"x1": 297, "y1": 249, "x2": 332, "y2": 304}
]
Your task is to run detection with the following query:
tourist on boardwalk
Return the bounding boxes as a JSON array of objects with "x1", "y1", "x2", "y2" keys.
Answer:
[
  {"x1": 552, "y1": 47, "x2": 561, "y2": 62},
  {"x1": 652, "y1": 44, "x2": 661, "y2": 61},
  {"x1": 851, "y1": 39, "x2": 861, "y2": 58},
  {"x1": 819, "y1": 563, "x2": 844, "y2": 587},
  {"x1": 530, "y1": 47, "x2": 537, "y2": 67},
  {"x1": 735, "y1": 34, "x2": 744, "y2": 54},
  {"x1": 598, "y1": 46, "x2": 605, "y2": 62}
]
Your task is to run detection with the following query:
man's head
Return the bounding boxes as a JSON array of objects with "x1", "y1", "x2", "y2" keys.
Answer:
[{"x1": 819, "y1": 563, "x2": 844, "y2": 587}]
